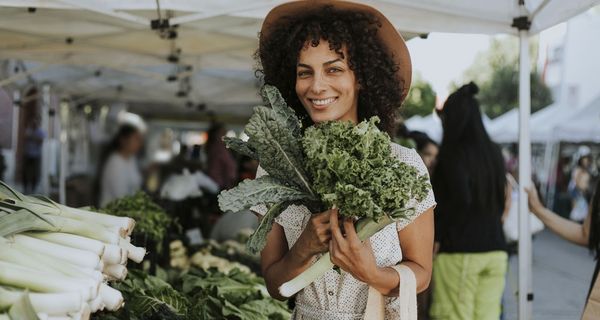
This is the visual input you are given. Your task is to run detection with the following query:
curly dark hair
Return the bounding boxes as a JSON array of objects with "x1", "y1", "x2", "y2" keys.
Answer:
[{"x1": 255, "y1": 5, "x2": 403, "y2": 135}]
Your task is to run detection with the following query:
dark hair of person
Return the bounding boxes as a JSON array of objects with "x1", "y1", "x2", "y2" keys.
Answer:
[
  {"x1": 408, "y1": 131, "x2": 438, "y2": 153},
  {"x1": 578, "y1": 155, "x2": 591, "y2": 168},
  {"x1": 93, "y1": 124, "x2": 140, "y2": 206},
  {"x1": 433, "y1": 82, "x2": 506, "y2": 218},
  {"x1": 588, "y1": 179, "x2": 600, "y2": 259},
  {"x1": 256, "y1": 5, "x2": 402, "y2": 136},
  {"x1": 206, "y1": 123, "x2": 225, "y2": 150}
]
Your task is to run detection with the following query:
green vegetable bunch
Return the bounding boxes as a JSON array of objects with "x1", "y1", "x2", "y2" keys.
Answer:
[
  {"x1": 218, "y1": 85, "x2": 431, "y2": 296},
  {"x1": 103, "y1": 192, "x2": 172, "y2": 251},
  {"x1": 303, "y1": 117, "x2": 429, "y2": 222}
]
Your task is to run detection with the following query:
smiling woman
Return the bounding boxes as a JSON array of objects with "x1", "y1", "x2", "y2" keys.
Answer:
[
  {"x1": 252, "y1": 1, "x2": 435, "y2": 319},
  {"x1": 257, "y1": 1, "x2": 410, "y2": 136},
  {"x1": 295, "y1": 42, "x2": 359, "y2": 124}
]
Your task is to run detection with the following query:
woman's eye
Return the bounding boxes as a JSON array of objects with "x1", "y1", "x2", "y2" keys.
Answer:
[
  {"x1": 297, "y1": 71, "x2": 311, "y2": 77},
  {"x1": 328, "y1": 68, "x2": 342, "y2": 73}
]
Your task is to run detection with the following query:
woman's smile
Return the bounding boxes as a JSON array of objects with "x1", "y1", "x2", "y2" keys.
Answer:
[
  {"x1": 308, "y1": 96, "x2": 338, "y2": 109},
  {"x1": 295, "y1": 40, "x2": 359, "y2": 124}
]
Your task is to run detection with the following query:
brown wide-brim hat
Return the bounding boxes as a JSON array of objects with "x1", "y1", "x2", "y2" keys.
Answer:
[{"x1": 260, "y1": 0, "x2": 412, "y2": 102}]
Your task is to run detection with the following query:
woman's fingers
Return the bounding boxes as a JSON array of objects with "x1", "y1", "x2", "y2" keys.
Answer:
[
  {"x1": 330, "y1": 208, "x2": 345, "y2": 243},
  {"x1": 343, "y1": 218, "x2": 360, "y2": 243}
]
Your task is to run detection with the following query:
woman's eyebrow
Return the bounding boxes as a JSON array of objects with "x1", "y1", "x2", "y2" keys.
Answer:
[
  {"x1": 323, "y1": 58, "x2": 343, "y2": 66},
  {"x1": 297, "y1": 58, "x2": 343, "y2": 69}
]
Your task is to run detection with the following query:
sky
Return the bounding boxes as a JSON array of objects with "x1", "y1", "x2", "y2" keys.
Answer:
[
  {"x1": 406, "y1": 33, "x2": 491, "y2": 100},
  {"x1": 406, "y1": 25, "x2": 567, "y2": 101}
]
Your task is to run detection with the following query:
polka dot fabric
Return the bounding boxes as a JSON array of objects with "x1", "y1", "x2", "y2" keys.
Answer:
[{"x1": 250, "y1": 143, "x2": 436, "y2": 319}]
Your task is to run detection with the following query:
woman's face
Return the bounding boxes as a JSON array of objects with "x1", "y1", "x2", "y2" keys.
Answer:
[
  {"x1": 295, "y1": 40, "x2": 359, "y2": 124},
  {"x1": 419, "y1": 142, "x2": 439, "y2": 173},
  {"x1": 122, "y1": 132, "x2": 143, "y2": 156}
]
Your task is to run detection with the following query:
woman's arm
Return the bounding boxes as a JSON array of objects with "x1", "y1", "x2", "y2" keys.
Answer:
[
  {"x1": 260, "y1": 210, "x2": 333, "y2": 300},
  {"x1": 526, "y1": 186, "x2": 590, "y2": 246},
  {"x1": 397, "y1": 207, "x2": 435, "y2": 293},
  {"x1": 501, "y1": 179, "x2": 512, "y2": 223},
  {"x1": 329, "y1": 207, "x2": 434, "y2": 296}
]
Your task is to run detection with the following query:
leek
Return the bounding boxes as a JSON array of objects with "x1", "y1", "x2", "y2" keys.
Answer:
[
  {"x1": 103, "y1": 264, "x2": 127, "y2": 281},
  {"x1": 0, "y1": 241, "x2": 103, "y2": 283},
  {"x1": 24, "y1": 232, "x2": 105, "y2": 256},
  {"x1": 0, "y1": 261, "x2": 98, "y2": 302},
  {"x1": 8, "y1": 235, "x2": 100, "y2": 270},
  {"x1": 0, "y1": 287, "x2": 82, "y2": 315},
  {"x1": 101, "y1": 244, "x2": 123, "y2": 265},
  {"x1": 279, "y1": 215, "x2": 394, "y2": 297},
  {"x1": 0, "y1": 181, "x2": 134, "y2": 235},
  {"x1": 99, "y1": 284, "x2": 123, "y2": 311}
]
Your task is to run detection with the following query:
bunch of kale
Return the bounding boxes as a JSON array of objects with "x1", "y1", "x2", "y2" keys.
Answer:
[{"x1": 218, "y1": 86, "x2": 430, "y2": 254}]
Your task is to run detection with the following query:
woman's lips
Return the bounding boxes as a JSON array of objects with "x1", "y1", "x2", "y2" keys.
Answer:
[{"x1": 309, "y1": 97, "x2": 338, "y2": 110}]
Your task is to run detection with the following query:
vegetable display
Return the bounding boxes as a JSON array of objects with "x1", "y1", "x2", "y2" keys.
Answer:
[
  {"x1": 0, "y1": 181, "x2": 146, "y2": 320},
  {"x1": 102, "y1": 192, "x2": 173, "y2": 253},
  {"x1": 218, "y1": 85, "x2": 431, "y2": 297}
]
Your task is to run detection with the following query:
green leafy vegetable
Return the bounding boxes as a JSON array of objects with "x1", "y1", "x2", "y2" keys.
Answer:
[
  {"x1": 102, "y1": 192, "x2": 172, "y2": 251},
  {"x1": 218, "y1": 176, "x2": 308, "y2": 213},
  {"x1": 303, "y1": 117, "x2": 430, "y2": 222}
]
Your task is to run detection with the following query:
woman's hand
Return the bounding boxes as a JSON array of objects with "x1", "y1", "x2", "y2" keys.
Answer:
[
  {"x1": 329, "y1": 209, "x2": 379, "y2": 283},
  {"x1": 293, "y1": 209, "x2": 333, "y2": 259},
  {"x1": 525, "y1": 186, "x2": 546, "y2": 216}
]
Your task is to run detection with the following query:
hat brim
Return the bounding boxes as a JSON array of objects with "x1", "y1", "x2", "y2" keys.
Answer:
[{"x1": 260, "y1": 0, "x2": 412, "y2": 101}]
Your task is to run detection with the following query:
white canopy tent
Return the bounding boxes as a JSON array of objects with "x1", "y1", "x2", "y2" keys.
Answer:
[
  {"x1": 1, "y1": 1, "x2": 600, "y2": 318},
  {"x1": 553, "y1": 94, "x2": 600, "y2": 143}
]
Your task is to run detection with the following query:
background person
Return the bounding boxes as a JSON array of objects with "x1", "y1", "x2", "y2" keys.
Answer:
[{"x1": 430, "y1": 82, "x2": 508, "y2": 320}]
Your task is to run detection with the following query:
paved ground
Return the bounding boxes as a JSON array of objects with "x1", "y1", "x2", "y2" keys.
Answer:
[{"x1": 503, "y1": 230, "x2": 596, "y2": 320}]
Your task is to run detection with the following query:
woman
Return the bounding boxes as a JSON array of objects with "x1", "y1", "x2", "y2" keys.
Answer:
[
  {"x1": 206, "y1": 123, "x2": 238, "y2": 190},
  {"x1": 430, "y1": 83, "x2": 508, "y2": 320},
  {"x1": 527, "y1": 179, "x2": 600, "y2": 299},
  {"x1": 99, "y1": 124, "x2": 143, "y2": 207},
  {"x1": 569, "y1": 147, "x2": 593, "y2": 222},
  {"x1": 409, "y1": 131, "x2": 439, "y2": 175},
  {"x1": 251, "y1": 1, "x2": 436, "y2": 318}
]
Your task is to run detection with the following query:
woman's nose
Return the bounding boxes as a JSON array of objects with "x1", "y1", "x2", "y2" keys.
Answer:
[{"x1": 309, "y1": 73, "x2": 327, "y2": 95}]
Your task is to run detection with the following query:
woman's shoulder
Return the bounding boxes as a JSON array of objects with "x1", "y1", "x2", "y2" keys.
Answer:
[{"x1": 389, "y1": 143, "x2": 428, "y2": 175}]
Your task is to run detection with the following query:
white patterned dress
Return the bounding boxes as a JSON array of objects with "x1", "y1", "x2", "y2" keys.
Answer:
[{"x1": 251, "y1": 143, "x2": 436, "y2": 319}]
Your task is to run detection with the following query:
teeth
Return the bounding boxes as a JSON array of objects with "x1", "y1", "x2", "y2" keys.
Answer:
[{"x1": 311, "y1": 97, "x2": 336, "y2": 105}]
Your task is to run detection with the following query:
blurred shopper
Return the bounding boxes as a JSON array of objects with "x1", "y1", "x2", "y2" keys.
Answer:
[
  {"x1": 205, "y1": 123, "x2": 237, "y2": 190},
  {"x1": 410, "y1": 131, "x2": 439, "y2": 174},
  {"x1": 430, "y1": 83, "x2": 508, "y2": 320},
  {"x1": 0, "y1": 149, "x2": 5, "y2": 181},
  {"x1": 22, "y1": 117, "x2": 45, "y2": 193},
  {"x1": 407, "y1": 131, "x2": 438, "y2": 320},
  {"x1": 569, "y1": 146, "x2": 593, "y2": 222},
  {"x1": 238, "y1": 155, "x2": 259, "y2": 181},
  {"x1": 98, "y1": 124, "x2": 143, "y2": 206},
  {"x1": 527, "y1": 179, "x2": 600, "y2": 310}
]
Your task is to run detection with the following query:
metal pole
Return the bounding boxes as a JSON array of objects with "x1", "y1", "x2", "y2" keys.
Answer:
[
  {"x1": 518, "y1": 29, "x2": 533, "y2": 320},
  {"x1": 11, "y1": 90, "x2": 20, "y2": 185},
  {"x1": 40, "y1": 84, "x2": 51, "y2": 195},
  {"x1": 59, "y1": 101, "x2": 69, "y2": 204}
]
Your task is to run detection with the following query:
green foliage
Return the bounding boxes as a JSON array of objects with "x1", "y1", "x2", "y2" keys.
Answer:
[
  {"x1": 220, "y1": 85, "x2": 432, "y2": 253},
  {"x1": 218, "y1": 176, "x2": 308, "y2": 213},
  {"x1": 400, "y1": 77, "x2": 437, "y2": 119},
  {"x1": 455, "y1": 36, "x2": 554, "y2": 118},
  {"x1": 303, "y1": 117, "x2": 430, "y2": 221},
  {"x1": 102, "y1": 192, "x2": 172, "y2": 251},
  {"x1": 181, "y1": 268, "x2": 290, "y2": 320}
]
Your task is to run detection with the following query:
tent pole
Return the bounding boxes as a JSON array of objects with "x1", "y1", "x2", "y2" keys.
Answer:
[
  {"x1": 11, "y1": 90, "x2": 20, "y2": 185},
  {"x1": 518, "y1": 29, "x2": 533, "y2": 320}
]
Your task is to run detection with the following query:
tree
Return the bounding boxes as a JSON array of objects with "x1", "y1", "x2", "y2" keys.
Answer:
[
  {"x1": 400, "y1": 75, "x2": 436, "y2": 119},
  {"x1": 453, "y1": 37, "x2": 553, "y2": 119}
]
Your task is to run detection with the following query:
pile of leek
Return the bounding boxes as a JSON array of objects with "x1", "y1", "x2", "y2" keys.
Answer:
[{"x1": 0, "y1": 181, "x2": 146, "y2": 320}]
